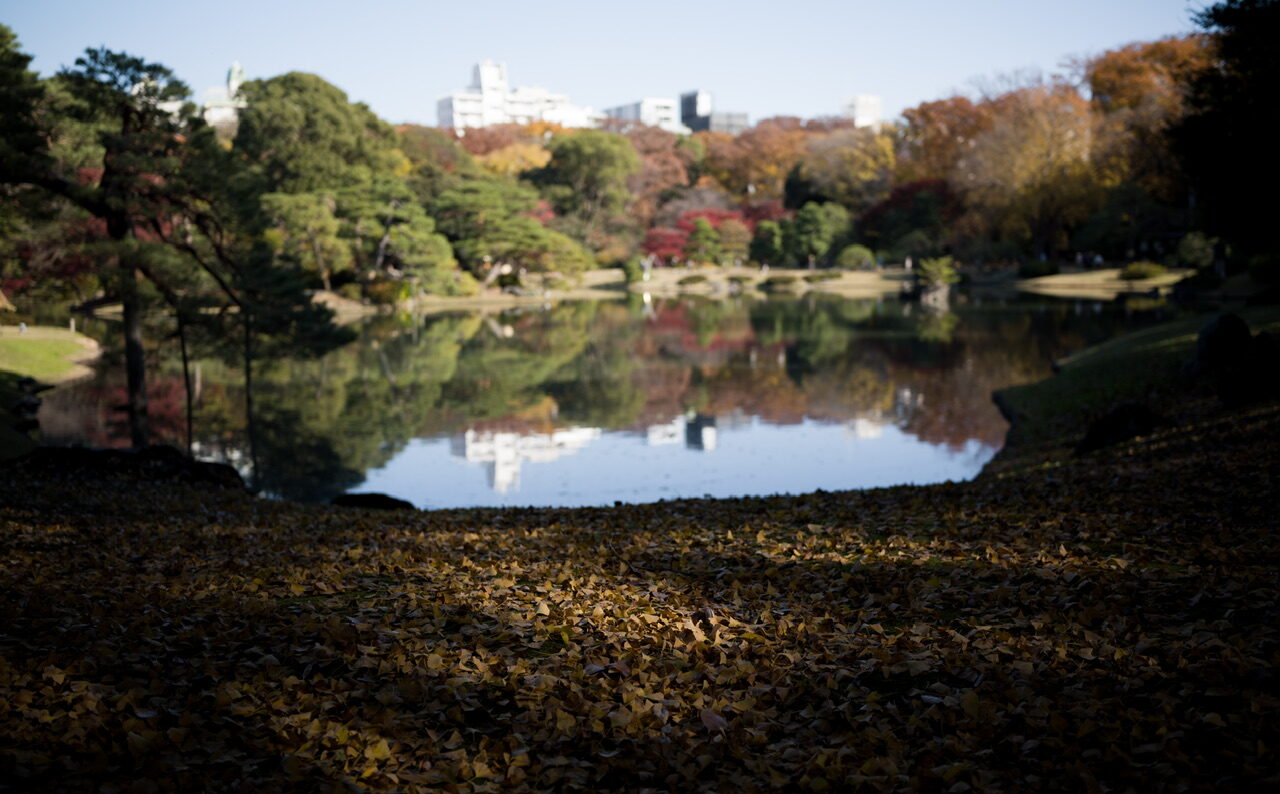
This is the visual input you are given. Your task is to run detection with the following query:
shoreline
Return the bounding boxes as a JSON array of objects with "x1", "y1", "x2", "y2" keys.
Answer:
[
  {"x1": 314, "y1": 267, "x2": 911, "y2": 320},
  {"x1": 1016, "y1": 266, "x2": 1192, "y2": 299},
  {"x1": 316, "y1": 266, "x2": 1198, "y2": 320}
]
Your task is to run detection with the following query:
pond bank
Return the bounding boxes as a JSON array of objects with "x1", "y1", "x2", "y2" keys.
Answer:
[
  {"x1": 2, "y1": 309, "x2": 1277, "y2": 790},
  {"x1": 630, "y1": 265, "x2": 905, "y2": 298},
  {"x1": 1016, "y1": 266, "x2": 1192, "y2": 300},
  {"x1": 0, "y1": 325, "x2": 101, "y2": 458},
  {"x1": 313, "y1": 267, "x2": 908, "y2": 320}
]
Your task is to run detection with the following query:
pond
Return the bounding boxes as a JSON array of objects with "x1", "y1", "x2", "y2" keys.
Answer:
[{"x1": 37, "y1": 292, "x2": 1178, "y2": 508}]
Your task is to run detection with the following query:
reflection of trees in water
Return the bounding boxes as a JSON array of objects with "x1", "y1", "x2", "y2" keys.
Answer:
[
  {"x1": 45, "y1": 294, "x2": 1157, "y2": 501},
  {"x1": 440, "y1": 302, "x2": 596, "y2": 423},
  {"x1": 41, "y1": 373, "x2": 191, "y2": 450}
]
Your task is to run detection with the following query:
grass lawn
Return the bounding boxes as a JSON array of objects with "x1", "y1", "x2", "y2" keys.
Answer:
[
  {"x1": 991, "y1": 305, "x2": 1280, "y2": 457},
  {"x1": 0, "y1": 337, "x2": 86, "y2": 381},
  {"x1": 0, "y1": 325, "x2": 100, "y2": 382},
  {"x1": 1017, "y1": 267, "x2": 1192, "y2": 300}
]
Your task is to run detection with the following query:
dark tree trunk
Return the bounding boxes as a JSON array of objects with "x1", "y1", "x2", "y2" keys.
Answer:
[
  {"x1": 120, "y1": 264, "x2": 149, "y2": 448},
  {"x1": 373, "y1": 199, "x2": 400, "y2": 271},
  {"x1": 243, "y1": 311, "x2": 259, "y2": 492},
  {"x1": 374, "y1": 227, "x2": 393, "y2": 272},
  {"x1": 311, "y1": 235, "x2": 331, "y2": 291},
  {"x1": 178, "y1": 313, "x2": 193, "y2": 458}
]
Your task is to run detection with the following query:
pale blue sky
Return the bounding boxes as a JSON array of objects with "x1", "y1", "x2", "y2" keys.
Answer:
[{"x1": 5, "y1": 1, "x2": 1201, "y2": 126}]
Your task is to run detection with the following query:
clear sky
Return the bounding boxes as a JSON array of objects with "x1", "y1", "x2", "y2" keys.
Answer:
[{"x1": 5, "y1": 1, "x2": 1200, "y2": 126}]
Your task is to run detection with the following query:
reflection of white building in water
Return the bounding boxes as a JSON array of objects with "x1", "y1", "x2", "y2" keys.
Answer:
[
  {"x1": 894, "y1": 385, "x2": 923, "y2": 424},
  {"x1": 646, "y1": 417, "x2": 684, "y2": 446},
  {"x1": 451, "y1": 427, "x2": 601, "y2": 492},
  {"x1": 844, "y1": 417, "x2": 885, "y2": 439},
  {"x1": 685, "y1": 414, "x2": 718, "y2": 451},
  {"x1": 644, "y1": 414, "x2": 721, "y2": 451}
]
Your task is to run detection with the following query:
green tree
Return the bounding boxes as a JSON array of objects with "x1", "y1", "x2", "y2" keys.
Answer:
[
  {"x1": 433, "y1": 179, "x2": 590, "y2": 276},
  {"x1": 717, "y1": 218, "x2": 752, "y2": 265},
  {"x1": 1, "y1": 33, "x2": 350, "y2": 455},
  {"x1": 1174, "y1": 0, "x2": 1280, "y2": 276},
  {"x1": 433, "y1": 179, "x2": 540, "y2": 244},
  {"x1": 836, "y1": 244, "x2": 876, "y2": 269},
  {"x1": 397, "y1": 124, "x2": 483, "y2": 204},
  {"x1": 786, "y1": 202, "x2": 849, "y2": 266},
  {"x1": 533, "y1": 130, "x2": 639, "y2": 238},
  {"x1": 917, "y1": 255, "x2": 960, "y2": 286},
  {"x1": 11, "y1": 46, "x2": 193, "y2": 445},
  {"x1": 338, "y1": 177, "x2": 455, "y2": 278},
  {"x1": 683, "y1": 218, "x2": 721, "y2": 264},
  {"x1": 0, "y1": 26, "x2": 69, "y2": 299},
  {"x1": 234, "y1": 72, "x2": 405, "y2": 194},
  {"x1": 260, "y1": 192, "x2": 350, "y2": 290},
  {"x1": 0, "y1": 25, "x2": 46, "y2": 183},
  {"x1": 750, "y1": 219, "x2": 785, "y2": 266}
]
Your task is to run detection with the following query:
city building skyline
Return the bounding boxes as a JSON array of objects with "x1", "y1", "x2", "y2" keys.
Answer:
[
  {"x1": 680, "y1": 90, "x2": 749, "y2": 135},
  {"x1": 201, "y1": 61, "x2": 247, "y2": 131},
  {"x1": 437, "y1": 60, "x2": 599, "y2": 129},
  {"x1": 9, "y1": 2, "x2": 1197, "y2": 130},
  {"x1": 604, "y1": 97, "x2": 689, "y2": 135},
  {"x1": 843, "y1": 94, "x2": 884, "y2": 130}
]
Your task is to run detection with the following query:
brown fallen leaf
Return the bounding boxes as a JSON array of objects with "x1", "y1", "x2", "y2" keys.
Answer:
[{"x1": 701, "y1": 709, "x2": 729, "y2": 732}]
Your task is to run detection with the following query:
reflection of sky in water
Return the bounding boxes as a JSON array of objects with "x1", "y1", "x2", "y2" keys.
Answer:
[{"x1": 359, "y1": 416, "x2": 997, "y2": 509}]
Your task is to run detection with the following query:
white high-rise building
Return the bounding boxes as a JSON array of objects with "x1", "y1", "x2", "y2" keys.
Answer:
[
  {"x1": 437, "y1": 61, "x2": 599, "y2": 129},
  {"x1": 202, "y1": 62, "x2": 247, "y2": 129},
  {"x1": 843, "y1": 94, "x2": 883, "y2": 129},
  {"x1": 604, "y1": 98, "x2": 690, "y2": 134}
]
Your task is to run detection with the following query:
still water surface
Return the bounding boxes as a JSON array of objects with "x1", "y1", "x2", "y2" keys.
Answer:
[{"x1": 40, "y1": 293, "x2": 1175, "y2": 508}]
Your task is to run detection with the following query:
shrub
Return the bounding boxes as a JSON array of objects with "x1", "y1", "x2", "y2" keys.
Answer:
[
  {"x1": 1172, "y1": 231, "x2": 1216, "y2": 270},
  {"x1": 619, "y1": 259, "x2": 644, "y2": 284},
  {"x1": 1018, "y1": 260, "x2": 1059, "y2": 278},
  {"x1": 836, "y1": 244, "x2": 876, "y2": 270},
  {"x1": 364, "y1": 279, "x2": 409, "y2": 305},
  {"x1": 1247, "y1": 253, "x2": 1279, "y2": 285},
  {"x1": 1118, "y1": 261, "x2": 1167, "y2": 281},
  {"x1": 677, "y1": 274, "x2": 708, "y2": 286},
  {"x1": 892, "y1": 229, "x2": 934, "y2": 261},
  {"x1": 804, "y1": 272, "x2": 840, "y2": 283},
  {"x1": 418, "y1": 270, "x2": 479, "y2": 297},
  {"x1": 1120, "y1": 295, "x2": 1169, "y2": 313},
  {"x1": 336, "y1": 283, "x2": 363, "y2": 301},
  {"x1": 759, "y1": 275, "x2": 800, "y2": 291},
  {"x1": 918, "y1": 256, "x2": 960, "y2": 286}
]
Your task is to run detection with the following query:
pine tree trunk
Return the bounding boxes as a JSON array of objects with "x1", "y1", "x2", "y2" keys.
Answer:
[
  {"x1": 178, "y1": 313, "x2": 193, "y2": 458},
  {"x1": 243, "y1": 312, "x2": 259, "y2": 492},
  {"x1": 121, "y1": 265, "x2": 149, "y2": 448}
]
